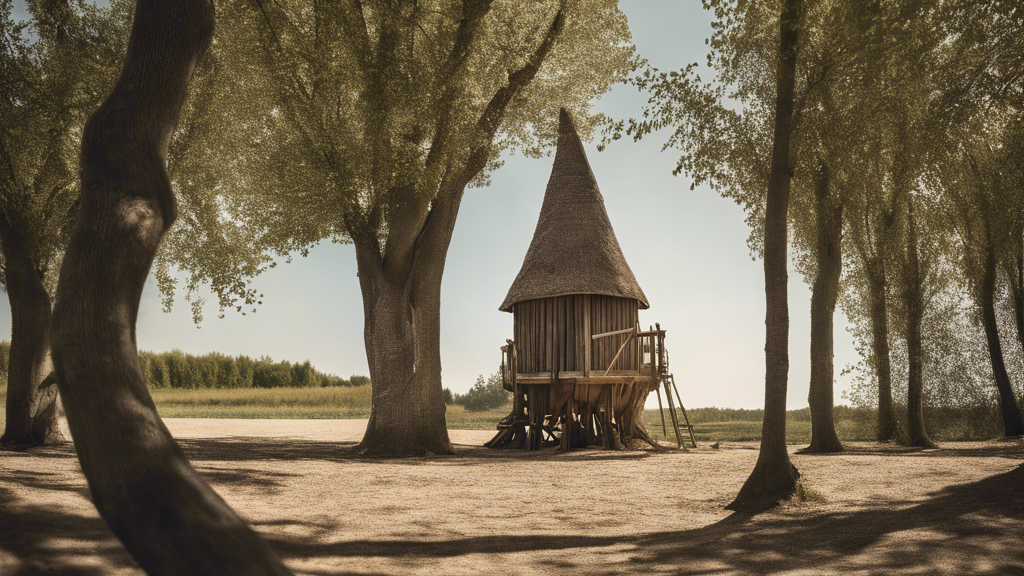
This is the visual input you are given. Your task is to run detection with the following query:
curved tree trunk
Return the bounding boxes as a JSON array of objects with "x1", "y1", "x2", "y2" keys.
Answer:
[
  {"x1": 0, "y1": 221, "x2": 62, "y2": 447},
  {"x1": 49, "y1": 1, "x2": 292, "y2": 573},
  {"x1": 804, "y1": 162, "x2": 844, "y2": 453},
  {"x1": 728, "y1": 0, "x2": 802, "y2": 511},
  {"x1": 903, "y1": 202, "x2": 936, "y2": 448},
  {"x1": 979, "y1": 245, "x2": 1024, "y2": 438}
]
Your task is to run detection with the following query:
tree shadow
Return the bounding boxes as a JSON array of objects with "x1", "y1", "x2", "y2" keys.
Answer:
[
  {"x1": 829, "y1": 441, "x2": 1024, "y2": 460},
  {"x1": 259, "y1": 463, "x2": 1024, "y2": 575},
  {"x1": 174, "y1": 436, "x2": 660, "y2": 465},
  {"x1": 0, "y1": 486, "x2": 135, "y2": 575},
  {"x1": 3, "y1": 436, "x2": 1021, "y2": 574}
]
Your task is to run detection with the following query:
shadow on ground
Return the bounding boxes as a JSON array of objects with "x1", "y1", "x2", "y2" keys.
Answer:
[
  {"x1": 262, "y1": 462, "x2": 1024, "y2": 575},
  {"x1": 2, "y1": 438, "x2": 1022, "y2": 575}
]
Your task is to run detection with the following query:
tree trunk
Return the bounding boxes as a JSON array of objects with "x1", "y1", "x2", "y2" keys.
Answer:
[
  {"x1": 727, "y1": 0, "x2": 802, "y2": 511},
  {"x1": 1008, "y1": 252, "x2": 1024, "y2": 361},
  {"x1": 803, "y1": 162, "x2": 844, "y2": 453},
  {"x1": 0, "y1": 222, "x2": 62, "y2": 447},
  {"x1": 979, "y1": 245, "x2": 1024, "y2": 437},
  {"x1": 903, "y1": 202, "x2": 936, "y2": 448},
  {"x1": 49, "y1": 1, "x2": 292, "y2": 573},
  {"x1": 866, "y1": 259, "x2": 899, "y2": 442},
  {"x1": 354, "y1": 244, "x2": 454, "y2": 456}
]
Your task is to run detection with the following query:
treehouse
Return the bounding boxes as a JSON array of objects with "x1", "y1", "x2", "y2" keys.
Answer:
[{"x1": 485, "y1": 109, "x2": 695, "y2": 451}]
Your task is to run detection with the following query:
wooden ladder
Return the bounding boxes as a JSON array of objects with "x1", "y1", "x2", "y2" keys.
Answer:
[{"x1": 655, "y1": 373, "x2": 697, "y2": 448}]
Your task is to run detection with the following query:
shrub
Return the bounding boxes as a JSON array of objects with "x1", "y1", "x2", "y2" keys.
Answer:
[{"x1": 457, "y1": 372, "x2": 510, "y2": 412}]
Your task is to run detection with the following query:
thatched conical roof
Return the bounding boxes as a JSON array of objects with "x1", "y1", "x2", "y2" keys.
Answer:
[{"x1": 500, "y1": 109, "x2": 648, "y2": 312}]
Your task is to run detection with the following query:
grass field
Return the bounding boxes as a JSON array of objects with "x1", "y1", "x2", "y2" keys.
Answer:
[{"x1": 0, "y1": 384, "x2": 993, "y2": 444}]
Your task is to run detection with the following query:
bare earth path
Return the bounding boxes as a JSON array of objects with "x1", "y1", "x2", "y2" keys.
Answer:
[{"x1": 2, "y1": 419, "x2": 1022, "y2": 575}]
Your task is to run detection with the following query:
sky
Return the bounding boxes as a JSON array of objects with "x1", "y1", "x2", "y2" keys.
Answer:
[{"x1": 4, "y1": 0, "x2": 860, "y2": 410}]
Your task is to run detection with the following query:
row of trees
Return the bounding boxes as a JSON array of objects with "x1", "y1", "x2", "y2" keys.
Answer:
[
  {"x1": 137, "y1": 349, "x2": 365, "y2": 389},
  {"x1": 7, "y1": 0, "x2": 1020, "y2": 568},
  {"x1": 0, "y1": 340, "x2": 366, "y2": 390},
  {"x1": 611, "y1": 0, "x2": 1023, "y2": 505}
]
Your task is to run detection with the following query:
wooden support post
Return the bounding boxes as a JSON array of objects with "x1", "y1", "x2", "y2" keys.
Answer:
[
  {"x1": 663, "y1": 376, "x2": 683, "y2": 448},
  {"x1": 670, "y1": 375, "x2": 697, "y2": 448},
  {"x1": 656, "y1": 381, "x2": 668, "y2": 437},
  {"x1": 657, "y1": 331, "x2": 683, "y2": 447}
]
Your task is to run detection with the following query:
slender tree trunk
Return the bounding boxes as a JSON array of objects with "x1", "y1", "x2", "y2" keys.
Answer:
[
  {"x1": 804, "y1": 163, "x2": 844, "y2": 453},
  {"x1": 866, "y1": 258, "x2": 899, "y2": 442},
  {"x1": 979, "y1": 245, "x2": 1024, "y2": 437},
  {"x1": 728, "y1": 0, "x2": 802, "y2": 510},
  {"x1": 1010, "y1": 253, "x2": 1024, "y2": 360},
  {"x1": 49, "y1": 1, "x2": 291, "y2": 573},
  {"x1": 0, "y1": 223, "x2": 62, "y2": 447},
  {"x1": 903, "y1": 202, "x2": 936, "y2": 448}
]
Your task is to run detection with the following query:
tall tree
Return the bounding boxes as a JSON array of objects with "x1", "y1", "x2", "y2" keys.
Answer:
[
  {"x1": 159, "y1": 0, "x2": 634, "y2": 455},
  {"x1": 900, "y1": 196, "x2": 937, "y2": 447},
  {"x1": 800, "y1": 160, "x2": 844, "y2": 452},
  {"x1": 845, "y1": 161, "x2": 902, "y2": 441},
  {"x1": 0, "y1": 0, "x2": 128, "y2": 446},
  {"x1": 935, "y1": 136, "x2": 1024, "y2": 438},
  {"x1": 49, "y1": 0, "x2": 291, "y2": 571},
  {"x1": 727, "y1": 0, "x2": 803, "y2": 508}
]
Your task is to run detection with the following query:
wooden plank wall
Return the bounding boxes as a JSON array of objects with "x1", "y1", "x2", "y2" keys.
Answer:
[
  {"x1": 590, "y1": 295, "x2": 639, "y2": 372},
  {"x1": 512, "y1": 295, "x2": 639, "y2": 374}
]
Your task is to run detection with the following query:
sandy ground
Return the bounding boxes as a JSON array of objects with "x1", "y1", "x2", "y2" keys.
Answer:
[{"x1": 1, "y1": 419, "x2": 1023, "y2": 576}]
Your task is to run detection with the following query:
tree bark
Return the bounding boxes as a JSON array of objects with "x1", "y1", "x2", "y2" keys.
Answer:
[
  {"x1": 1007, "y1": 251, "x2": 1024, "y2": 361},
  {"x1": 903, "y1": 201, "x2": 936, "y2": 448},
  {"x1": 866, "y1": 255, "x2": 900, "y2": 442},
  {"x1": 727, "y1": 0, "x2": 802, "y2": 511},
  {"x1": 979, "y1": 244, "x2": 1024, "y2": 437},
  {"x1": 0, "y1": 219, "x2": 62, "y2": 447},
  {"x1": 354, "y1": 239, "x2": 454, "y2": 456},
  {"x1": 49, "y1": 1, "x2": 292, "y2": 573},
  {"x1": 803, "y1": 162, "x2": 844, "y2": 453}
]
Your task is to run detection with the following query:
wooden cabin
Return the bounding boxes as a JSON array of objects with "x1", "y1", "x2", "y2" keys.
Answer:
[{"x1": 486, "y1": 109, "x2": 689, "y2": 451}]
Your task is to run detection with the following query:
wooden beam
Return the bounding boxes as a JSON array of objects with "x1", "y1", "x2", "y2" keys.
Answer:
[
  {"x1": 592, "y1": 327, "x2": 634, "y2": 340},
  {"x1": 603, "y1": 330, "x2": 636, "y2": 376}
]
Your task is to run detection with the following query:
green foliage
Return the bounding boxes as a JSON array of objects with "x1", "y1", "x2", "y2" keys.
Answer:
[
  {"x1": 0, "y1": 0, "x2": 130, "y2": 294},
  {"x1": 452, "y1": 372, "x2": 510, "y2": 412},
  {"x1": 137, "y1": 348, "x2": 362, "y2": 390},
  {"x1": 792, "y1": 483, "x2": 827, "y2": 504},
  {"x1": 156, "y1": 0, "x2": 636, "y2": 320}
]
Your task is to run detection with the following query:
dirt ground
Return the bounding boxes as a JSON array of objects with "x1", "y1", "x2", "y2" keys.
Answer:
[{"x1": 1, "y1": 419, "x2": 1022, "y2": 576}]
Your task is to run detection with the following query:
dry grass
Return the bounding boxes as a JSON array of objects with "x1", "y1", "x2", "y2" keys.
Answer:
[{"x1": 149, "y1": 385, "x2": 373, "y2": 419}]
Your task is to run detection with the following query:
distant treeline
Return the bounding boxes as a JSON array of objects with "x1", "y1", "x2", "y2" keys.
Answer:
[
  {"x1": 138, "y1": 350, "x2": 367, "y2": 389},
  {"x1": 444, "y1": 372, "x2": 511, "y2": 412},
  {"x1": 0, "y1": 341, "x2": 366, "y2": 389},
  {"x1": 686, "y1": 406, "x2": 871, "y2": 423}
]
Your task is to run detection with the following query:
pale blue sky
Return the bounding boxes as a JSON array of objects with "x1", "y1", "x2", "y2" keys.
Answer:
[{"x1": 5, "y1": 0, "x2": 858, "y2": 409}]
